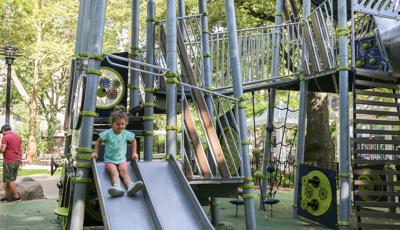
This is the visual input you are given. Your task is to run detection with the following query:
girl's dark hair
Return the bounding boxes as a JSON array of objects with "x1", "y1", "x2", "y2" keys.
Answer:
[{"x1": 109, "y1": 105, "x2": 128, "y2": 124}]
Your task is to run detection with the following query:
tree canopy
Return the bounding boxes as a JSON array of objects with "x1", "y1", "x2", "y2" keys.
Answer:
[{"x1": 0, "y1": 0, "x2": 299, "y2": 160}]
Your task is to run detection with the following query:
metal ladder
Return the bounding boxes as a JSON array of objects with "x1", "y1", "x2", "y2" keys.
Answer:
[{"x1": 352, "y1": 68, "x2": 400, "y2": 229}]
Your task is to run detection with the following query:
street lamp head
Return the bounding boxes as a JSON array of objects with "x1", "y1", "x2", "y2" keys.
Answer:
[{"x1": 0, "y1": 45, "x2": 22, "y2": 65}]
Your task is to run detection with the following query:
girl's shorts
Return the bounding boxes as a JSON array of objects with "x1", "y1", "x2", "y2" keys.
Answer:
[{"x1": 105, "y1": 161, "x2": 127, "y2": 169}]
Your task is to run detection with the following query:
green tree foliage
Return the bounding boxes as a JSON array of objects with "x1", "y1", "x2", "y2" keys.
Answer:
[
  {"x1": 0, "y1": 0, "x2": 305, "y2": 163},
  {"x1": 0, "y1": 0, "x2": 78, "y2": 162}
]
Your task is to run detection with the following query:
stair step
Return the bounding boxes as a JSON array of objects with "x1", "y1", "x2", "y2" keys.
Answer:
[
  {"x1": 357, "y1": 223, "x2": 400, "y2": 229},
  {"x1": 355, "y1": 201, "x2": 400, "y2": 208},
  {"x1": 354, "y1": 138, "x2": 400, "y2": 144},
  {"x1": 355, "y1": 99, "x2": 400, "y2": 107},
  {"x1": 353, "y1": 119, "x2": 400, "y2": 125},
  {"x1": 358, "y1": 74, "x2": 399, "y2": 83},
  {"x1": 354, "y1": 89, "x2": 400, "y2": 98},
  {"x1": 354, "y1": 180, "x2": 400, "y2": 186},
  {"x1": 353, "y1": 159, "x2": 400, "y2": 165},
  {"x1": 356, "y1": 69, "x2": 400, "y2": 82},
  {"x1": 353, "y1": 169, "x2": 400, "y2": 175},
  {"x1": 354, "y1": 129, "x2": 400, "y2": 135},
  {"x1": 353, "y1": 150, "x2": 400, "y2": 155},
  {"x1": 355, "y1": 80, "x2": 398, "y2": 90},
  {"x1": 356, "y1": 210, "x2": 400, "y2": 219},
  {"x1": 355, "y1": 191, "x2": 400, "y2": 197},
  {"x1": 355, "y1": 109, "x2": 400, "y2": 117},
  {"x1": 356, "y1": 68, "x2": 400, "y2": 79}
]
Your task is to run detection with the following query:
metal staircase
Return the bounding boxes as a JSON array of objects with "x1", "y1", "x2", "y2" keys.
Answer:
[
  {"x1": 352, "y1": 69, "x2": 400, "y2": 229},
  {"x1": 155, "y1": 20, "x2": 245, "y2": 183}
]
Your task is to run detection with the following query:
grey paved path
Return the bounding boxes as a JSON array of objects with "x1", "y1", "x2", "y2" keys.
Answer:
[{"x1": 0, "y1": 199, "x2": 60, "y2": 230}]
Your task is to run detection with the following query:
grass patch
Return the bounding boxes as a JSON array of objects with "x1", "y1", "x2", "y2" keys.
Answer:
[{"x1": 18, "y1": 169, "x2": 61, "y2": 177}]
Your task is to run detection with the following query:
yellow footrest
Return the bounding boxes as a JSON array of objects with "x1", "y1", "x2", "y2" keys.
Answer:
[{"x1": 53, "y1": 207, "x2": 69, "y2": 217}]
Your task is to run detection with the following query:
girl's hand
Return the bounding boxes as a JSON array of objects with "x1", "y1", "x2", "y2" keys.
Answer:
[
  {"x1": 92, "y1": 152, "x2": 98, "y2": 160},
  {"x1": 132, "y1": 152, "x2": 138, "y2": 161}
]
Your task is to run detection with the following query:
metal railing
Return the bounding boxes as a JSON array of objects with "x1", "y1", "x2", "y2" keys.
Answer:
[
  {"x1": 303, "y1": 0, "x2": 336, "y2": 74},
  {"x1": 158, "y1": 15, "x2": 205, "y2": 86},
  {"x1": 154, "y1": 2, "x2": 339, "y2": 91},
  {"x1": 179, "y1": 83, "x2": 242, "y2": 178},
  {"x1": 353, "y1": 0, "x2": 400, "y2": 20},
  {"x1": 105, "y1": 53, "x2": 168, "y2": 76},
  {"x1": 210, "y1": 22, "x2": 303, "y2": 90}
]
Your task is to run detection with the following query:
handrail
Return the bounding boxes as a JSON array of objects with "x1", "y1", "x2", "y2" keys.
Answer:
[
  {"x1": 104, "y1": 54, "x2": 169, "y2": 76},
  {"x1": 310, "y1": 0, "x2": 330, "y2": 16},
  {"x1": 179, "y1": 82, "x2": 239, "y2": 101},
  {"x1": 210, "y1": 22, "x2": 301, "y2": 35},
  {"x1": 158, "y1": 14, "x2": 202, "y2": 23}
]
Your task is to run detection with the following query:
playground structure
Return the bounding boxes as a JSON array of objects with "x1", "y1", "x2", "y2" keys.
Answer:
[{"x1": 54, "y1": 0, "x2": 400, "y2": 229}]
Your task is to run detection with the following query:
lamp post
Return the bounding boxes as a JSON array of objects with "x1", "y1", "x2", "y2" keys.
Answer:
[{"x1": 0, "y1": 45, "x2": 21, "y2": 125}]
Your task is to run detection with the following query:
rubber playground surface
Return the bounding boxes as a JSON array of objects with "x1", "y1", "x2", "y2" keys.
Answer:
[{"x1": 0, "y1": 190, "x2": 331, "y2": 230}]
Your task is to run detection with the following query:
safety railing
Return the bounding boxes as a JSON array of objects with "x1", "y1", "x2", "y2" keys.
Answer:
[
  {"x1": 179, "y1": 83, "x2": 242, "y2": 179},
  {"x1": 158, "y1": 14, "x2": 205, "y2": 86},
  {"x1": 105, "y1": 53, "x2": 168, "y2": 76},
  {"x1": 303, "y1": 0, "x2": 336, "y2": 74},
  {"x1": 353, "y1": 0, "x2": 400, "y2": 20},
  {"x1": 354, "y1": 14, "x2": 376, "y2": 38},
  {"x1": 210, "y1": 22, "x2": 303, "y2": 90}
]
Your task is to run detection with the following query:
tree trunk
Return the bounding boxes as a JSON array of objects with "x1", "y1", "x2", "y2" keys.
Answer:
[
  {"x1": 26, "y1": 58, "x2": 40, "y2": 164},
  {"x1": 304, "y1": 92, "x2": 335, "y2": 170},
  {"x1": 26, "y1": 8, "x2": 44, "y2": 164}
]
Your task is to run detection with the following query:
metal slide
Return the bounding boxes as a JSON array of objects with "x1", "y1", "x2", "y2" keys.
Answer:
[
  {"x1": 92, "y1": 158, "x2": 213, "y2": 230},
  {"x1": 374, "y1": 16, "x2": 400, "y2": 73},
  {"x1": 92, "y1": 159, "x2": 162, "y2": 230},
  {"x1": 133, "y1": 157, "x2": 214, "y2": 230}
]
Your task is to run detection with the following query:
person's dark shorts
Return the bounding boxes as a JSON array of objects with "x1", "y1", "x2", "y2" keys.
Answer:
[{"x1": 3, "y1": 162, "x2": 20, "y2": 183}]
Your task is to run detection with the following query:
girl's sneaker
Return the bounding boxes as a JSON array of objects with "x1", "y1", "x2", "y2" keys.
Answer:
[
  {"x1": 127, "y1": 181, "x2": 144, "y2": 196},
  {"x1": 108, "y1": 184, "x2": 125, "y2": 197}
]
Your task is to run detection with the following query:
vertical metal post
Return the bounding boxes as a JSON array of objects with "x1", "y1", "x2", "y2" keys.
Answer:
[
  {"x1": 5, "y1": 59, "x2": 12, "y2": 125},
  {"x1": 199, "y1": 0, "x2": 220, "y2": 224},
  {"x1": 200, "y1": 0, "x2": 213, "y2": 118},
  {"x1": 166, "y1": 0, "x2": 178, "y2": 157},
  {"x1": 70, "y1": 1, "x2": 107, "y2": 229},
  {"x1": 130, "y1": 0, "x2": 141, "y2": 108},
  {"x1": 293, "y1": 0, "x2": 310, "y2": 218},
  {"x1": 260, "y1": 88, "x2": 275, "y2": 211},
  {"x1": 79, "y1": 0, "x2": 93, "y2": 55},
  {"x1": 65, "y1": 1, "x2": 90, "y2": 227},
  {"x1": 178, "y1": 0, "x2": 187, "y2": 83},
  {"x1": 224, "y1": 0, "x2": 256, "y2": 229},
  {"x1": 338, "y1": 0, "x2": 351, "y2": 229},
  {"x1": 74, "y1": 0, "x2": 86, "y2": 55},
  {"x1": 351, "y1": 5, "x2": 355, "y2": 69},
  {"x1": 144, "y1": 0, "x2": 156, "y2": 161},
  {"x1": 252, "y1": 92, "x2": 256, "y2": 148},
  {"x1": 178, "y1": 0, "x2": 186, "y2": 38},
  {"x1": 293, "y1": 80, "x2": 308, "y2": 217},
  {"x1": 259, "y1": 0, "x2": 283, "y2": 211},
  {"x1": 71, "y1": 0, "x2": 91, "y2": 110}
]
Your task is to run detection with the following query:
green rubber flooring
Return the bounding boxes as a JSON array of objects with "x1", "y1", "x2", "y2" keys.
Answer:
[
  {"x1": 0, "y1": 199, "x2": 61, "y2": 230},
  {"x1": 3, "y1": 189, "x2": 397, "y2": 229}
]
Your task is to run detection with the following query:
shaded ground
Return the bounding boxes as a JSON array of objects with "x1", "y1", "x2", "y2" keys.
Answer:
[
  {"x1": 1, "y1": 178, "x2": 398, "y2": 230},
  {"x1": 0, "y1": 199, "x2": 60, "y2": 230},
  {"x1": 212, "y1": 190, "x2": 328, "y2": 230}
]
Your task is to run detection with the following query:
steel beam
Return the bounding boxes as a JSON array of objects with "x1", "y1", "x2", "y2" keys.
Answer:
[
  {"x1": 224, "y1": 0, "x2": 257, "y2": 229},
  {"x1": 69, "y1": 1, "x2": 107, "y2": 229}
]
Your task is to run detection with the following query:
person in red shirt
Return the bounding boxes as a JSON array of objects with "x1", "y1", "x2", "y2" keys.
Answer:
[{"x1": 0, "y1": 125, "x2": 22, "y2": 202}]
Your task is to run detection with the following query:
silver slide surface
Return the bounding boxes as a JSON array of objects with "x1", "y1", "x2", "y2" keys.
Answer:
[
  {"x1": 92, "y1": 159, "x2": 162, "y2": 230},
  {"x1": 134, "y1": 158, "x2": 214, "y2": 230},
  {"x1": 374, "y1": 16, "x2": 400, "y2": 73},
  {"x1": 92, "y1": 158, "x2": 213, "y2": 230}
]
